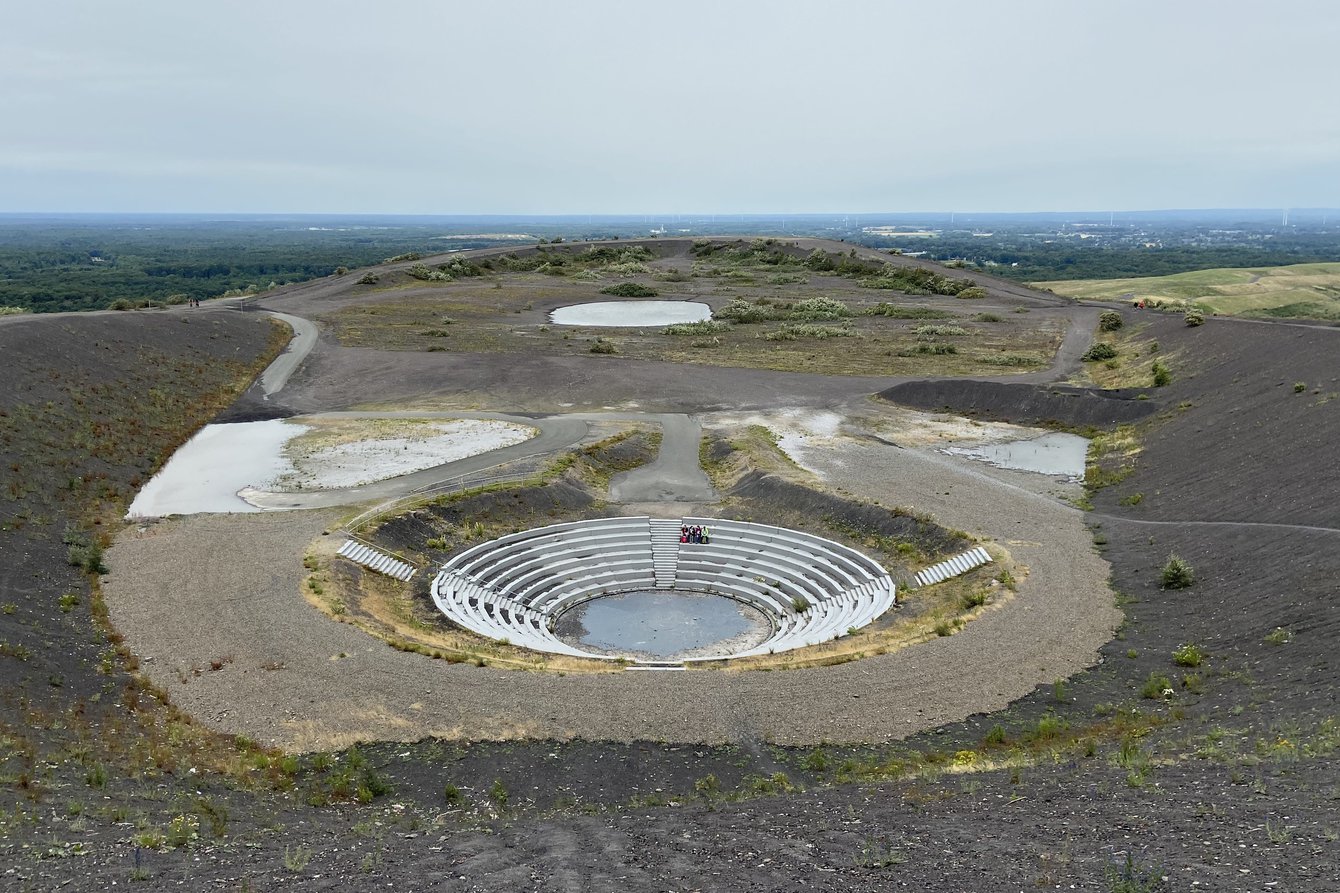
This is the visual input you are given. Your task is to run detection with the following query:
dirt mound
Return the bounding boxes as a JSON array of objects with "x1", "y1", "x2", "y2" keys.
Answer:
[
  {"x1": 727, "y1": 469, "x2": 969, "y2": 560},
  {"x1": 879, "y1": 379, "x2": 1159, "y2": 428}
]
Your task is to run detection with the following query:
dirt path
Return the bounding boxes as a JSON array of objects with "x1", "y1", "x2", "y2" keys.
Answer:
[
  {"x1": 607, "y1": 414, "x2": 717, "y2": 503},
  {"x1": 258, "y1": 311, "x2": 317, "y2": 397}
]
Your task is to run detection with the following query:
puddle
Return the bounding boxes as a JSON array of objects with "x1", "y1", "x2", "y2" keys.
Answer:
[
  {"x1": 555, "y1": 591, "x2": 770, "y2": 660},
  {"x1": 127, "y1": 419, "x2": 307, "y2": 517},
  {"x1": 943, "y1": 432, "x2": 1088, "y2": 480},
  {"x1": 550, "y1": 301, "x2": 712, "y2": 327}
]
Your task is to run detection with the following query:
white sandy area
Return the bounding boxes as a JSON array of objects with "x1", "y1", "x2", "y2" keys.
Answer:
[{"x1": 274, "y1": 419, "x2": 534, "y2": 491}]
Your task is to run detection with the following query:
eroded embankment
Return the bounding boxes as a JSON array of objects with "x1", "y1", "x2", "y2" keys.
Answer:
[{"x1": 880, "y1": 379, "x2": 1159, "y2": 429}]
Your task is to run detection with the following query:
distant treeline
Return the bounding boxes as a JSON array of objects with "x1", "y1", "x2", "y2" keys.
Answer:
[
  {"x1": 5, "y1": 217, "x2": 1340, "y2": 312},
  {"x1": 0, "y1": 221, "x2": 532, "y2": 312}
]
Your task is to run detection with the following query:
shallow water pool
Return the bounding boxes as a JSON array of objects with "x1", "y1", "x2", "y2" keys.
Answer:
[
  {"x1": 550, "y1": 301, "x2": 712, "y2": 327},
  {"x1": 555, "y1": 590, "x2": 770, "y2": 660},
  {"x1": 944, "y1": 432, "x2": 1088, "y2": 480},
  {"x1": 127, "y1": 419, "x2": 307, "y2": 517}
]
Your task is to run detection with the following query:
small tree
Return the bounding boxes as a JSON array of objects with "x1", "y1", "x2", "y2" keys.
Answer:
[
  {"x1": 1184, "y1": 309, "x2": 1205, "y2": 327},
  {"x1": 1099, "y1": 310, "x2": 1124, "y2": 331},
  {"x1": 1161, "y1": 553, "x2": 1194, "y2": 589}
]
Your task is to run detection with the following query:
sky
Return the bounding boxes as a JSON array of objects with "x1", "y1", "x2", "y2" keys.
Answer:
[{"x1": 3, "y1": 0, "x2": 1338, "y2": 215}]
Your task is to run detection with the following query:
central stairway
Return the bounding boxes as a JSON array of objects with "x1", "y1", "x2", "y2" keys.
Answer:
[{"x1": 647, "y1": 518, "x2": 683, "y2": 589}]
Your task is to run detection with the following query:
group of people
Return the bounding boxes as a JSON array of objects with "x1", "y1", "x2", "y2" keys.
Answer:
[{"x1": 680, "y1": 524, "x2": 711, "y2": 544}]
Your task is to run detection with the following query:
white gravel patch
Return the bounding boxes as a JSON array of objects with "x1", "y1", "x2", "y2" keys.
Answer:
[
  {"x1": 275, "y1": 419, "x2": 534, "y2": 491},
  {"x1": 550, "y1": 301, "x2": 711, "y2": 327}
]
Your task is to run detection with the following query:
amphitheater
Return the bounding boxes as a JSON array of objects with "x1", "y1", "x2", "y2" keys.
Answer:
[{"x1": 428, "y1": 516, "x2": 899, "y2": 662}]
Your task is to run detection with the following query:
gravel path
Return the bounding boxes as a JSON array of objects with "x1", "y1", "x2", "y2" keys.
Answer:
[{"x1": 104, "y1": 432, "x2": 1117, "y2": 752}]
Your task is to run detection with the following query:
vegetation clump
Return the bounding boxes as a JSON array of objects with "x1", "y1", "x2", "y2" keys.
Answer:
[
  {"x1": 1099, "y1": 310, "x2": 1124, "y2": 331},
  {"x1": 1082, "y1": 342, "x2": 1118, "y2": 361},
  {"x1": 662, "y1": 320, "x2": 731, "y2": 336},
  {"x1": 1160, "y1": 553, "x2": 1195, "y2": 589},
  {"x1": 599, "y1": 282, "x2": 658, "y2": 297},
  {"x1": 1184, "y1": 309, "x2": 1205, "y2": 326}
]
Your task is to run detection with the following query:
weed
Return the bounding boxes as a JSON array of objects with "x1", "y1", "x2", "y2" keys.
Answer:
[
  {"x1": 1172, "y1": 643, "x2": 1204, "y2": 667},
  {"x1": 1104, "y1": 853, "x2": 1164, "y2": 892},
  {"x1": 1119, "y1": 493, "x2": 1144, "y2": 506},
  {"x1": 1151, "y1": 360, "x2": 1171, "y2": 387},
  {"x1": 1294, "y1": 381, "x2": 1307, "y2": 393},
  {"x1": 854, "y1": 835, "x2": 906, "y2": 869},
  {"x1": 1141, "y1": 672, "x2": 1173, "y2": 699},
  {"x1": 1264, "y1": 627, "x2": 1293, "y2": 646},
  {"x1": 443, "y1": 783, "x2": 466, "y2": 807},
  {"x1": 802, "y1": 748, "x2": 830, "y2": 772},
  {"x1": 283, "y1": 845, "x2": 312, "y2": 873},
  {"x1": 489, "y1": 778, "x2": 509, "y2": 809},
  {"x1": 694, "y1": 774, "x2": 721, "y2": 799},
  {"x1": 982, "y1": 724, "x2": 1008, "y2": 747}
]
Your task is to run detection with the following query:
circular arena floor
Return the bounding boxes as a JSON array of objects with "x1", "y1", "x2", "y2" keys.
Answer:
[{"x1": 430, "y1": 516, "x2": 896, "y2": 664}]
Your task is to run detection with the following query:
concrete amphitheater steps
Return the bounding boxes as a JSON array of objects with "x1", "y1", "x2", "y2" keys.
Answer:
[
  {"x1": 336, "y1": 540, "x2": 417, "y2": 582},
  {"x1": 429, "y1": 517, "x2": 897, "y2": 663},
  {"x1": 913, "y1": 546, "x2": 992, "y2": 587},
  {"x1": 648, "y1": 518, "x2": 682, "y2": 589}
]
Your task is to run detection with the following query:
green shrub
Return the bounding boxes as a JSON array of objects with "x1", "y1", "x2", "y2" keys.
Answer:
[
  {"x1": 108, "y1": 298, "x2": 134, "y2": 311},
  {"x1": 599, "y1": 282, "x2": 658, "y2": 297},
  {"x1": 407, "y1": 263, "x2": 451, "y2": 282},
  {"x1": 1151, "y1": 360, "x2": 1171, "y2": 387},
  {"x1": 787, "y1": 297, "x2": 850, "y2": 320},
  {"x1": 1172, "y1": 643, "x2": 1205, "y2": 667},
  {"x1": 1141, "y1": 671, "x2": 1173, "y2": 699},
  {"x1": 1099, "y1": 310, "x2": 1124, "y2": 331},
  {"x1": 1184, "y1": 309, "x2": 1205, "y2": 326},
  {"x1": 1264, "y1": 627, "x2": 1293, "y2": 646},
  {"x1": 443, "y1": 783, "x2": 466, "y2": 806},
  {"x1": 1082, "y1": 342, "x2": 1117, "y2": 361},
  {"x1": 662, "y1": 320, "x2": 731, "y2": 336},
  {"x1": 1294, "y1": 381, "x2": 1307, "y2": 393},
  {"x1": 764, "y1": 324, "x2": 851, "y2": 341},
  {"x1": 356, "y1": 272, "x2": 379, "y2": 285},
  {"x1": 914, "y1": 324, "x2": 968, "y2": 337},
  {"x1": 589, "y1": 339, "x2": 617, "y2": 354},
  {"x1": 0, "y1": 306, "x2": 28, "y2": 316},
  {"x1": 955, "y1": 286, "x2": 987, "y2": 299},
  {"x1": 489, "y1": 778, "x2": 509, "y2": 808},
  {"x1": 862, "y1": 303, "x2": 953, "y2": 319},
  {"x1": 383, "y1": 252, "x2": 421, "y2": 263},
  {"x1": 1160, "y1": 554, "x2": 1194, "y2": 589}
]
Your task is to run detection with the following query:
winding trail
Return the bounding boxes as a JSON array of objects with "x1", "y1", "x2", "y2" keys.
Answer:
[{"x1": 259, "y1": 311, "x2": 318, "y2": 398}]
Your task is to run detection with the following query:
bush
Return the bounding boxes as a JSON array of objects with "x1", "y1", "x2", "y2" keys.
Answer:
[
  {"x1": 788, "y1": 297, "x2": 850, "y2": 320},
  {"x1": 764, "y1": 324, "x2": 851, "y2": 341},
  {"x1": 1160, "y1": 553, "x2": 1194, "y2": 589},
  {"x1": 589, "y1": 339, "x2": 617, "y2": 354},
  {"x1": 1141, "y1": 671, "x2": 1173, "y2": 699},
  {"x1": 599, "y1": 282, "x2": 658, "y2": 297},
  {"x1": 955, "y1": 286, "x2": 988, "y2": 299},
  {"x1": 108, "y1": 298, "x2": 134, "y2": 311},
  {"x1": 662, "y1": 321, "x2": 730, "y2": 336},
  {"x1": 1184, "y1": 309, "x2": 1205, "y2": 327},
  {"x1": 914, "y1": 324, "x2": 968, "y2": 337},
  {"x1": 407, "y1": 263, "x2": 451, "y2": 282},
  {"x1": 1294, "y1": 381, "x2": 1307, "y2": 393},
  {"x1": 1151, "y1": 359, "x2": 1171, "y2": 387},
  {"x1": 863, "y1": 303, "x2": 953, "y2": 320},
  {"x1": 356, "y1": 272, "x2": 379, "y2": 285},
  {"x1": 0, "y1": 306, "x2": 28, "y2": 316},
  {"x1": 1099, "y1": 310, "x2": 1124, "y2": 331},
  {"x1": 1082, "y1": 342, "x2": 1117, "y2": 361},
  {"x1": 1172, "y1": 643, "x2": 1205, "y2": 667}
]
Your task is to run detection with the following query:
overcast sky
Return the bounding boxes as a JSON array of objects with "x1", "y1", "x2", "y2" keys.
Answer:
[{"x1": 4, "y1": 1, "x2": 1337, "y2": 214}]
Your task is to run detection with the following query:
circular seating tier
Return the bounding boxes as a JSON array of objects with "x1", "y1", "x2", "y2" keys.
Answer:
[{"x1": 429, "y1": 516, "x2": 896, "y2": 663}]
